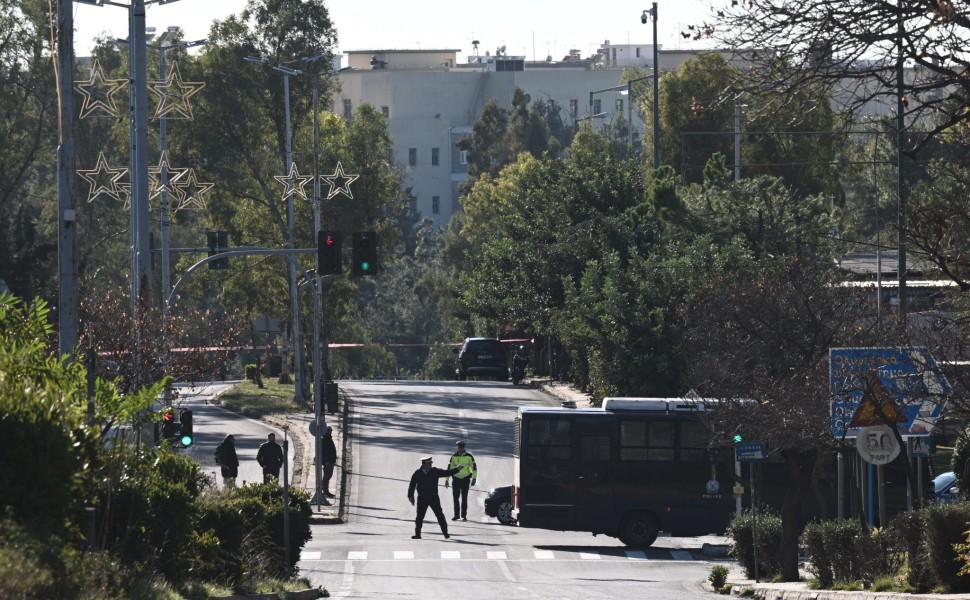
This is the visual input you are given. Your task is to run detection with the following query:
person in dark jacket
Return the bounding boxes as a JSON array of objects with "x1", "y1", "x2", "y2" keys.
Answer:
[
  {"x1": 321, "y1": 426, "x2": 337, "y2": 504},
  {"x1": 256, "y1": 432, "x2": 284, "y2": 483},
  {"x1": 407, "y1": 456, "x2": 462, "y2": 539},
  {"x1": 215, "y1": 434, "x2": 240, "y2": 488}
]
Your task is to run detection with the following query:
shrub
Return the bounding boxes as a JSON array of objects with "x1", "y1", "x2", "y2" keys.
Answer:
[
  {"x1": 802, "y1": 519, "x2": 863, "y2": 587},
  {"x1": 245, "y1": 364, "x2": 258, "y2": 382},
  {"x1": 726, "y1": 509, "x2": 783, "y2": 580},
  {"x1": 889, "y1": 509, "x2": 933, "y2": 591},
  {"x1": 709, "y1": 564, "x2": 730, "y2": 590},
  {"x1": 924, "y1": 501, "x2": 970, "y2": 592}
]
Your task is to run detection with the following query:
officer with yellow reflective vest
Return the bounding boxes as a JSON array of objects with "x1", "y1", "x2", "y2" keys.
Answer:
[{"x1": 444, "y1": 440, "x2": 477, "y2": 521}]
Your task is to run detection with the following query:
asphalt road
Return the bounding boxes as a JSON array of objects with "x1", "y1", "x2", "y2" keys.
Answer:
[{"x1": 295, "y1": 380, "x2": 730, "y2": 599}]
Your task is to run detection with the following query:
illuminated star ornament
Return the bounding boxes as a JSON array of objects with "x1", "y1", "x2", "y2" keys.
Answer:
[
  {"x1": 322, "y1": 161, "x2": 359, "y2": 200},
  {"x1": 75, "y1": 59, "x2": 128, "y2": 119},
  {"x1": 275, "y1": 163, "x2": 313, "y2": 201},
  {"x1": 148, "y1": 151, "x2": 187, "y2": 203},
  {"x1": 150, "y1": 62, "x2": 206, "y2": 120},
  {"x1": 77, "y1": 152, "x2": 128, "y2": 203},
  {"x1": 173, "y1": 168, "x2": 215, "y2": 210}
]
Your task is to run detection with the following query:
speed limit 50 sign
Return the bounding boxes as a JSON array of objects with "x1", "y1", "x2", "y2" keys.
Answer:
[{"x1": 856, "y1": 425, "x2": 901, "y2": 465}]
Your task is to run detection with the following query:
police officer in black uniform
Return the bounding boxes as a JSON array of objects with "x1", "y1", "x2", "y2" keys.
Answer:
[{"x1": 407, "y1": 456, "x2": 462, "y2": 539}]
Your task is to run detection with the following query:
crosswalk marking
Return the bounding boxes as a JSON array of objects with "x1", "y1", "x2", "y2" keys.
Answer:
[{"x1": 299, "y1": 548, "x2": 700, "y2": 562}]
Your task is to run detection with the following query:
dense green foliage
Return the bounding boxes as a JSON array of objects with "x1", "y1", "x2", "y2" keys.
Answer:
[{"x1": 0, "y1": 294, "x2": 312, "y2": 597}]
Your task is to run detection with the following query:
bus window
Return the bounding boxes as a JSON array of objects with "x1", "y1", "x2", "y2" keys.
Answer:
[
  {"x1": 527, "y1": 417, "x2": 572, "y2": 460},
  {"x1": 580, "y1": 435, "x2": 611, "y2": 461},
  {"x1": 648, "y1": 422, "x2": 675, "y2": 460},
  {"x1": 680, "y1": 422, "x2": 708, "y2": 462},
  {"x1": 619, "y1": 420, "x2": 675, "y2": 461}
]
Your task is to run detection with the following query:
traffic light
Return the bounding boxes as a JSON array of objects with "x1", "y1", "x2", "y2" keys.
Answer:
[
  {"x1": 318, "y1": 230, "x2": 342, "y2": 275},
  {"x1": 733, "y1": 433, "x2": 743, "y2": 444},
  {"x1": 352, "y1": 231, "x2": 377, "y2": 277},
  {"x1": 206, "y1": 230, "x2": 229, "y2": 270},
  {"x1": 179, "y1": 409, "x2": 194, "y2": 447},
  {"x1": 161, "y1": 407, "x2": 177, "y2": 439}
]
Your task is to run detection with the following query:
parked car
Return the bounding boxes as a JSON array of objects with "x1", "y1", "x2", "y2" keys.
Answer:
[
  {"x1": 484, "y1": 485, "x2": 515, "y2": 525},
  {"x1": 934, "y1": 471, "x2": 959, "y2": 503},
  {"x1": 455, "y1": 337, "x2": 507, "y2": 381}
]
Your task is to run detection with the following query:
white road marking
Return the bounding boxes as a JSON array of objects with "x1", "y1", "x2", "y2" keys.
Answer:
[
  {"x1": 441, "y1": 550, "x2": 461, "y2": 559},
  {"x1": 580, "y1": 552, "x2": 601, "y2": 560},
  {"x1": 487, "y1": 551, "x2": 508, "y2": 560},
  {"x1": 347, "y1": 551, "x2": 367, "y2": 560},
  {"x1": 625, "y1": 550, "x2": 647, "y2": 560},
  {"x1": 301, "y1": 551, "x2": 321, "y2": 560},
  {"x1": 394, "y1": 551, "x2": 414, "y2": 559},
  {"x1": 534, "y1": 550, "x2": 555, "y2": 559}
]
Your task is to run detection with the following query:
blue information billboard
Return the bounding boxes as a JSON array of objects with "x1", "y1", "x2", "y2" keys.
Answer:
[{"x1": 829, "y1": 347, "x2": 950, "y2": 437}]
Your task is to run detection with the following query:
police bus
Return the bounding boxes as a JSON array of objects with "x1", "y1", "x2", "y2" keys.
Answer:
[{"x1": 512, "y1": 397, "x2": 844, "y2": 547}]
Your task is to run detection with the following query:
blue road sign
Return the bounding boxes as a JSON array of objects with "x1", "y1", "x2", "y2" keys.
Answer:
[
  {"x1": 830, "y1": 347, "x2": 950, "y2": 438},
  {"x1": 736, "y1": 442, "x2": 767, "y2": 462}
]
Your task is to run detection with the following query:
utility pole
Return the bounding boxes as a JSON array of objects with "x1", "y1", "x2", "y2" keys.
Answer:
[{"x1": 56, "y1": 0, "x2": 78, "y2": 359}]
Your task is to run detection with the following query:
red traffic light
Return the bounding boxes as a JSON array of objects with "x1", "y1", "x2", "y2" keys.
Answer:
[
  {"x1": 325, "y1": 235, "x2": 336, "y2": 247},
  {"x1": 162, "y1": 409, "x2": 175, "y2": 422}
]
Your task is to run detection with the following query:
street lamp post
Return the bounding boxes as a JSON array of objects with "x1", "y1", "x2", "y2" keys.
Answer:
[
  {"x1": 77, "y1": 0, "x2": 184, "y2": 387},
  {"x1": 154, "y1": 31, "x2": 206, "y2": 315},
  {"x1": 621, "y1": 75, "x2": 652, "y2": 151},
  {"x1": 641, "y1": 3, "x2": 661, "y2": 169},
  {"x1": 245, "y1": 54, "x2": 323, "y2": 408}
]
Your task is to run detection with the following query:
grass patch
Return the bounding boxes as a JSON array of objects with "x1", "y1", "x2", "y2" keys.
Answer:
[{"x1": 218, "y1": 379, "x2": 304, "y2": 415}]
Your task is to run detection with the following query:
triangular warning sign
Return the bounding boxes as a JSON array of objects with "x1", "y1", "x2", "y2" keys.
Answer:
[{"x1": 848, "y1": 371, "x2": 907, "y2": 428}]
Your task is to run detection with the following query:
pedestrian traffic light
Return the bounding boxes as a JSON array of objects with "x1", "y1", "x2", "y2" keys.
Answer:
[
  {"x1": 352, "y1": 231, "x2": 377, "y2": 277},
  {"x1": 206, "y1": 230, "x2": 229, "y2": 270},
  {"x1": 179, "y1": 409, "x2": 194, "y2": 447},
  {"x1": 318, "y1": 230, "x2": 342, "y2": 275},
  {"x1": 161, "y1": 407, "x2": 177, "y2": 439},
  {"x1": 733, "y1": 433, "x2": 743, "y2": 444}
]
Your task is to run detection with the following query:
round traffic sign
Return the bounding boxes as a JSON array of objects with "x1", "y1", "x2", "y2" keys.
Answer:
[{"x1": 856, "y1": 425, "x2": 901, "y2": 465}]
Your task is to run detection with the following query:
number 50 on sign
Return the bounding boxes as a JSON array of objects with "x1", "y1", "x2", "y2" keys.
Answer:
[{"x1": 856, "y1": 425, "x2": 901, "y2": 465}]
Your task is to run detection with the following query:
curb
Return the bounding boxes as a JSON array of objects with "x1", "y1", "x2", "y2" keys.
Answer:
[{"x1": 214, "y1": 588, "x2": 323, "y2": 600}]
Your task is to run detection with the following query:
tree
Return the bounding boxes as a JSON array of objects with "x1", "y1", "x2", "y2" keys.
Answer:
[
  {"x1": 706, "y1": 0, "x2": 970, "y2": 154},
  {"x1": 0, "y1": 0, "x2": 59, "y2": 298}
]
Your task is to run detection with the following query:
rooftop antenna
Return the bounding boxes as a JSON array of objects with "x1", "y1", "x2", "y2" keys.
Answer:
[{"x1": 472, "y1": 39, "x2": 480, "y2": 56}]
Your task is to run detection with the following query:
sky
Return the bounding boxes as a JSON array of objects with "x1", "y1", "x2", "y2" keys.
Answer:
[{"x1": 72, "y1": 0, "x2": 719, "y2": 64}]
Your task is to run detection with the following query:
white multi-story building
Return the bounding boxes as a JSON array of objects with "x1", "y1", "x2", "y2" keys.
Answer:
[{"x1": 333, "y1": 41, "x2": 721, "y2": 230}]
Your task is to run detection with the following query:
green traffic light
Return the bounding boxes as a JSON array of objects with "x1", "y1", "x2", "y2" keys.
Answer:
[
  {"x1": 733, "y1": 434, "x2": 742, "y2": 444},
  {"x1": 361, "y1": 261, "x2": 370, "y2": 272},
  {"x1": 180, "y1": 435, "x2": 193, "y2": 447}
]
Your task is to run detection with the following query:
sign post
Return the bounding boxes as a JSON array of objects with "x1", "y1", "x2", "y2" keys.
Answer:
[{"x1": 736, "y1": 441, "x2": 766, "y2": 582}]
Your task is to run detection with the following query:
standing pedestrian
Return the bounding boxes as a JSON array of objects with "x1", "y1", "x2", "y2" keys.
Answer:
[
  {"x1": 444, "y1": 440, "x2": 477, "y2": 521},
  {"x1": 407, "y1": 456, "x2": 462, "y2": 539},
  {"x1": 215, "y1": 434, "x2": 239, "y2": 488},
  {"x1": 321, "y1": 425, "x2": 337, "y2": 505},
  {"x1": 256, "y1": 432, "x2": 284, "y2": 483}
]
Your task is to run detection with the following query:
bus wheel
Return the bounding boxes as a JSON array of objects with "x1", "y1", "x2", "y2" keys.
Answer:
[
  {"x1": 497, "y1": 500, "x2": 515, "y2": 525},
  {"x1": 619, "y1": 512, "x2": 658, "y2": 548}
]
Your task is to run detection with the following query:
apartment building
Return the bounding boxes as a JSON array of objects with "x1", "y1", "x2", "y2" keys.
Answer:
[{"x1": 333, "y1": 41, "x2": 726, "y2": 230}]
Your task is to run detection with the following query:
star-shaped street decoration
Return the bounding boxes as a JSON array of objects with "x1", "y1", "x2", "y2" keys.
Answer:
[
  {"x1": 150, "y1": 62, "x2": 206, "y2": 120},
  {"x1": 77, "y1": 152, "x2": 128, "y2": 203},
  {"x1": 172, "y1": 168, "x2": 215, "y2": 210},
  {"x1": 322, "y1": 161, "x2": 359, "y2": 200},
  {"x1": 75, "y1": 59, "x2": 128, "y2": 119},
  {"x1": 148, "y1": 151, "x2": 188, "y2": 204},
  {"x1": 275, "y1": 163, "x2": 313, "y2": 201}
]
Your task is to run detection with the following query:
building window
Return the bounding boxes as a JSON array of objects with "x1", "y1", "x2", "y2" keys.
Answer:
[
  {"x1": 432, "y1": 195, "x2": 440, "y2": 214},
  {"x1": 459, "y1": 150, "x2": 468, "y2": 165},
  {"x1": 636, "y1": 47, "x2": 641, "y2": 58},
  {"x1": 569, "y1": 99, "x2": 578, "y2": 118},
  {"x1": 616, "y1": 99, "x2": 624, "y2": 114},
  {"x1": 408, "y1": 148, "x2": 417, "y2": 166},
  {"x1": 431, "y1": 147, "x2": 440, "y2": 166},
  {"x1": 381, "y1": 106, "x2": 389, "y2": 118},
  {"x1": 342, "y1": 99, "x2": 352, "y2": 119}
]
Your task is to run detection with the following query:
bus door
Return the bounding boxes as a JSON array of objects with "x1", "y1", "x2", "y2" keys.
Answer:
[{"x1": 574, "y1": 416, "x2": 616, "y2": 531}]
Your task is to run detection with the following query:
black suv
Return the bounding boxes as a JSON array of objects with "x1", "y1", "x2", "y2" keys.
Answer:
[{"x1": 455, "y1": 337, "x2": 507, "y2": 381}]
